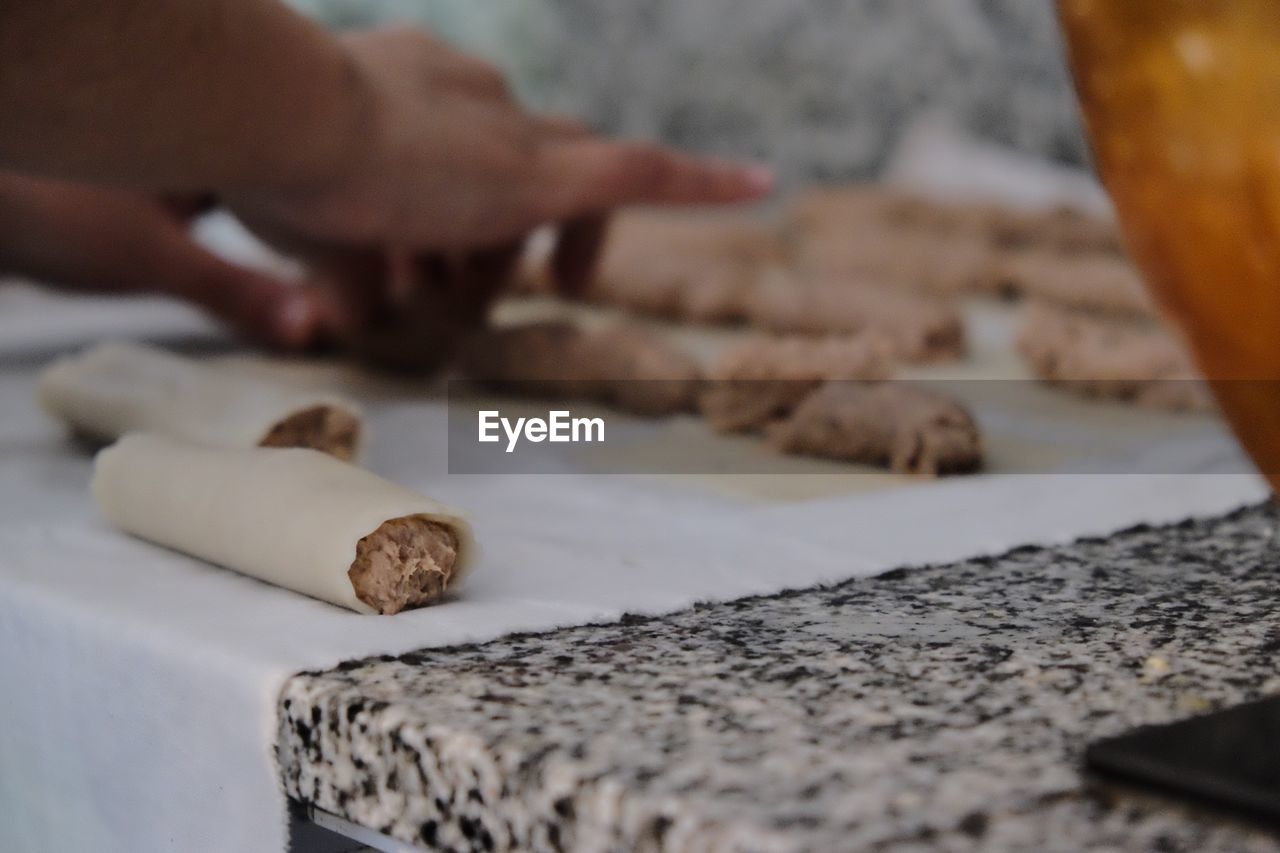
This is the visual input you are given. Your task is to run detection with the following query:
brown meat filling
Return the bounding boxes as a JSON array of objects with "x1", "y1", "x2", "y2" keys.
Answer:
[
  {"x1": 348, "y1": 517, "x2": 460, "y2": 616},
  {"x1": 743, "y1": 275, "x2": 966, "y2": 362},
  {"x1": 259, "y1": 405, "x2": 362, "y2": 461},
  {"x1": 767, "y1": 382, "x2": 983, "y2": 477},
  {"x1": 794, "y1": 228, "x2": 999, "y2": 297},
  {"x1": 583, "y1": 212, "x2": 783, "y2": 321},
  {"x1": 1017, "y1": 302, "x2": 1213, "y2": 412},
  {"x1": 462, "y1": 322, "x2": 704, "y2": 417},
  {"x1": 700, "y1": 334, "x2": 894, "y2": 433},
  {"x1": 991, "y1": 253, "x2": 1155, "y2": 319}
]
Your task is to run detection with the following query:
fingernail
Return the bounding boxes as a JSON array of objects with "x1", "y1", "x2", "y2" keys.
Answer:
[
  {"x1": 743, "y1": 164, "x2": 775, "y2": 194},
  {"x1": 277, "y1": 292, "x2": 318, "y2": 347}
]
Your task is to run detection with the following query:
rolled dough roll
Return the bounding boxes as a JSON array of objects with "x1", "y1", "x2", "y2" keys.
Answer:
[
  {"x1": 766, "y1": 382, "x2": 983, "y2": 476},
  {"x1": 463, "y1": 321, "x2": 704, "y2": 416},
  {"x1": 40, "y1": 343, "x2": 363, "y2": 460},
  {"x1": 700, "y1": 332, "x2": 894, "y2": 433},
  {"x1": 92, "y1": 434, "x2": 476, "y2": 614}
]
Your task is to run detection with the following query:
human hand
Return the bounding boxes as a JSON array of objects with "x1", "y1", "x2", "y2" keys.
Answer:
[
  {"x1": 226, "y1": 27, "x2": 772, "y2": 290},
  {"x1": 0, "y1": 173, "x2": 329, "y2": 349},
  {"x1": 309, "y1": 242, "x2": 522, "y2": 373},
  {"x1": 0, "y1": 173, "x2": 523, "y2": 369}
]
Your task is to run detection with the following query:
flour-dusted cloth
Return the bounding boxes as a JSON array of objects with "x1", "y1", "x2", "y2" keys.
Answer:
[
  {"x1": 0, "y1": 281, "x2": 222, "y2": 360},
  {"x1": 0, "y1": 357, "x2": 1268, "y2": 853}
]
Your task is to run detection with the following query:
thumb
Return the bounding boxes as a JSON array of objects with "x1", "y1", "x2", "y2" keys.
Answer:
[{"x1": 177, "y1": 255, "x2": 328, "y2": 351}]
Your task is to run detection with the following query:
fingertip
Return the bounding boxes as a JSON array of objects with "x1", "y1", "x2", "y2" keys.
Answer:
[
  {"x1": 703, "y1": 160, "x2": 774, "y2": 201},
  {"x1": 610, "y1": 146, "x2": 775, "y2": 205},
  {"x1": 742, "y1": 164, "x2": 775, "y2": 196},
  {"x1": 552, "y1": 215, "x2": 609, "y2": 297},
  {"x1": 272, "y1": 290, "x2": 325, "y2": 350},
  {"x1": 536, "y1": 138, "x2": 773, "y2": 217}
]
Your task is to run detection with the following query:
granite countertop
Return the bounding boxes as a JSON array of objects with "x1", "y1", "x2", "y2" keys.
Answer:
[{"x1": 278, "y1": 504, "x2": 1280, "y2": 852}]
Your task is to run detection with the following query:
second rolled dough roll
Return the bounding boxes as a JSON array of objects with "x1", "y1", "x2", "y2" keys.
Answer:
[
  {"x1": 40, "y1": 343, "x2": 364, "y2": 459},
  {"x1": 92, "y1": 434, "x2": 476, "y2": 614}
]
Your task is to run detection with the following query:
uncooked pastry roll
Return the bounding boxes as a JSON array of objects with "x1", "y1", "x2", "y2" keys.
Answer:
[
  {"x1": 743, "y1": 273, "x2": 966, "y2": 363},
  {"x1": 766, "y1": 382, "x2": 983, "y2": 477},
  {"x1": 92, "y1": 434, "x2": 476, "y2": 615},
  {"x1": 462, "y1": 321, "x2": 703, "y2": 416},
  {"x1": 700, "y1": 333, "x2": 894, "y2": 433},
  {"x1": 1016, "y1": 301, "x2": 1212, "y2": 412},
  {"x1": 40, "y1": 343, "x2": 363, "y2": 460}
]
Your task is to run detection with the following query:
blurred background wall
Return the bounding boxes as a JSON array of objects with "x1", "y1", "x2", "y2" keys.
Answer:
[{"x1": 287, "y1": 0, "x2": 1088, "y2": 187}]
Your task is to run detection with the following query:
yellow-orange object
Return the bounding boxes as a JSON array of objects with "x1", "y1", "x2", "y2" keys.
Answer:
[{"x1": 1060, "y1": 0, "x2": 1280, "y2": 479}]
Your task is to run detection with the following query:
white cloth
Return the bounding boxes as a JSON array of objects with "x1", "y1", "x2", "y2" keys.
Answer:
[{"x1": 0, "y1": 281, "x2": 221, "y2": 359}]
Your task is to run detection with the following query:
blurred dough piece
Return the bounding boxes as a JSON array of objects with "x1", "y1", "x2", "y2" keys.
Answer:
[
  {"x1": 582, "y1": 212, "x2": 782, "y2": 321},
  {"x1": 993, "y1": 252, "x2": 1156, "y2": 319},
  {"x1": 40, "y1": 343, "x2": 363, "y2": 459},
  {"x1": 789, "y1": 184, "x2": 1123, "y2": 255},
  {"x1": 767, "y1": 382, "x2": 984, "y2": 477},
  {"x1": 92, "y1": 434, "x2": 475, "y2": 615},
  {"x1": 462, "y1": 322, "x2": 703, "y2": 417},
  {"x1": 700, "y1": 333, "x2": 894, "y2": 433},
  {"x1": 979, "y1": 205, "x2": 1124, "y2": 255},
  {"x1": 788, "y1": 186, "x2": 995, "y2": 296},
  {"x1": 794, "y1": 228, "x2": 998, "y2": 296},
  {"x1": 743, "y1": 272, "x2": 966, "y2": 362},
  {"x1": 788, "y1": 185, "x2": 969, "y2": 234},
  {"x1": 1017, "y1": 302, "x2": 1213, "y2": 412}
]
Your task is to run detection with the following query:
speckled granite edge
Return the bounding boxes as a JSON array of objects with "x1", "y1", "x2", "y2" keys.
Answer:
[{"x1": 278, "y1": 504, "x2": 1280, "y2": 853}]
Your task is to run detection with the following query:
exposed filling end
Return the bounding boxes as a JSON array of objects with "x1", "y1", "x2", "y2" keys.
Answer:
[
  {"x1": 348, "y1": 517, "x2": 460, "y2": 616},
  {"x1": 260, "y1": 405, "x2": 361, "y2": 461}
]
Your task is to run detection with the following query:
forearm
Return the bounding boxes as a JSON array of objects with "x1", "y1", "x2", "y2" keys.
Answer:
[{"x1": 0, "y1": 0, "x2": 365, "y2": 193}]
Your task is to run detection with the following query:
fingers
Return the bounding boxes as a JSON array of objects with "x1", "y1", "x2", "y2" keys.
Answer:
[
  {"x1": 532, "y1": 138, "x2": 774, "y2": 221},
  {"x1": 207, "y1": 236, "x2": 518, "y2": 368},
  {"x1": 0, "y1": 175, "x2": 325, "y2": 350},
  {"x1": 307, "y1": 248, "x2": 392, "y2": 339},
  {"x1": 409, "y1": 242, "x2": 519, "y2": 331},
  {"x1": 462, "y1": 241, "x2": 521, "y2": 298},
  {"x1": 524, "y1": 121, "x2": 765, "y2": 296},
  {"x1": 314, "y1": 241, "x2": 519, "y2": 373},
  {"x1": 338, "y1": 252, "x2": 460, "y2": 373},
  {"x1": 552, "y1": 215, "x2": 610, "y2": 297},
  {"x1": 179, "y1": 255, "x2": 327, "y2": 351}
]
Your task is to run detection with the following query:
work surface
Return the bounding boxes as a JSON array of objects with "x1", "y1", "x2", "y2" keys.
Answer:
[
  {"x1": 0, "y1": 284, "x2": 1273, "y2": 853},
  {"x1": 280, "y1": 505, "x2": 1280, "y2": 853}
]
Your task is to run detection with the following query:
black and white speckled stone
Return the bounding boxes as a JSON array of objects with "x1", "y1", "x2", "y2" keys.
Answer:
[
  {"x1": 278, "y1": 505, "x2": 1280, "y2": 852},
  {"x1": 537, "y1": 0, "x2": 1086, "y2": 183},
  {"x1": 291, "y1": 0, "x2": 1086, "y2": 184}
]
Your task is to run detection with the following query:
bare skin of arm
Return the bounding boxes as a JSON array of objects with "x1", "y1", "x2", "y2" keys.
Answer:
[
  {"x1": 0, "y1": 0, "x2": 362, "y2": 194},
  {"x1": 0, "y1": 3, "x2": 772, "y2": 361}
]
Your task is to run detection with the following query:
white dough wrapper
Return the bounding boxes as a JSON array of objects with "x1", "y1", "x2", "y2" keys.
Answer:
[
  {"x1": 92, "y1": 434, "x2": 477, "y2": 614},
  {"x1": 39, "y1": 343, "x2": 364, "y2": 460}
]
